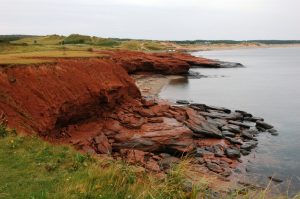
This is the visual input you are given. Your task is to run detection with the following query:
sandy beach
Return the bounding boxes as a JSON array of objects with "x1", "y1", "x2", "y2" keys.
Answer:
[{"x1": 132, "y1": 74, "x2": 183, "y2": 97}]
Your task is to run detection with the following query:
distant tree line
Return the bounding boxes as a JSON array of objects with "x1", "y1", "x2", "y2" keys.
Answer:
[{"x1": 0, "y1": 35, "x2": 36, "y2": 43}]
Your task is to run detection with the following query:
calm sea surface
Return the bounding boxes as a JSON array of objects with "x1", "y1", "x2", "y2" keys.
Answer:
[{"x1": 160, "y1": 47, "x2": 300, "y2": 194}]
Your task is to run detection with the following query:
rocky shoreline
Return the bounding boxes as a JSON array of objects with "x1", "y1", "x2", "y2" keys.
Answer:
[
  {"x1": 0, "y1": 50, "x2": 277, "y2": 189},
  {"x1": 90, "y1": 97, "x2": 277, "y2": 179}
]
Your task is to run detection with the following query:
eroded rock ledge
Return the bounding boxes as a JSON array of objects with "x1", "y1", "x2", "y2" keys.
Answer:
[
  {"x1": 0, "y1": 50, "x2": 269, "y2": 179},
  {"x1": 56, "y1": 98, "x2": 276, "y2": 177}
]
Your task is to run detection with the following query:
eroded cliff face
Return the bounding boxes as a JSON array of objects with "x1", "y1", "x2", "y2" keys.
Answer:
[
  {"x1": 0, "y1": 58, "x2": 140, "y2": 133},
  {"x1": 102, "y1": 50, "x2": 222, "y2": 74}
]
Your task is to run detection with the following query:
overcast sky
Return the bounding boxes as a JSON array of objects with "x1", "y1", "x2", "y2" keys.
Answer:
[{"x1": 1, "y1": 0, "x2": 299, "y2": 40}]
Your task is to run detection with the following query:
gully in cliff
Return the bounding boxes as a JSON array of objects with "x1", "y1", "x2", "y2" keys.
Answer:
[{"x1": 0, "y1": 50, "x2": 274, "y2": 182}]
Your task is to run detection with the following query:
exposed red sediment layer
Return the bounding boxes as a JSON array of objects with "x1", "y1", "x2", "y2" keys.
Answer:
[
  {"x1": 0, "y1": 58, "x2": 140, "y2": 133},
  {"x1": 102, "y1": 50, "x2": 219, "y2": 74}
]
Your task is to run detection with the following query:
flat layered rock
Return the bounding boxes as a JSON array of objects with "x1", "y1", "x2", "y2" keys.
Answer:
[
  {"x1": 244, "y1": 116, "x2": 264, "y2": 122},
  {"x1": 225, "y1": 137, "x2": 243, "y2": 145},
  {"x1": 176, "y1": 100, "x2": 190, "y2": 105},
  {"x1": 256, "y1": 121, "x2": 274, "y2": 130},
  {"x1": 222, "y1": 124, "x2": 241, "y2": 134},
  {"x1": 196, "y1": 148, "x2": 215, "y2": 158},
  {"x1": 186, "y1": 121, "x2": 223, "y2": 138},
  {"x1": 225, "y1": 148, "x2": 241, "y2": 158},
  {"x1": 113, "y1": 118, "x2": 195, "y2": 153},
  {"x1": 240, "y1": 141, "x2": 258, "y2": 151},
  {"x1": 222, "y1": 131, "x2": 236, "y2": 138},
  {"x1": 200, "y1": 111, "x2": 243, "y2": 120},
  {"x1": 206, "y1": 162, "x2": 223, "y2": 173},
  {"x1": 228, "y1": 120, "x2": 252, "y2": 128}
]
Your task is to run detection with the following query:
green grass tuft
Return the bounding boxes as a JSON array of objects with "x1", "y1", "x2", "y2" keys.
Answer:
[{"x1": 0, "y1": 127, "x2": 204, "y2": 199}]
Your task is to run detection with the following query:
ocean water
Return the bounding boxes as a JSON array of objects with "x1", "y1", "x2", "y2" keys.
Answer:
[{"x1": 160, "y1": 47, "x2": 300, "y2": 194}]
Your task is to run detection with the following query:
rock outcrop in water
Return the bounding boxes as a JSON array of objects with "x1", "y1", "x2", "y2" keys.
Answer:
[{"x1": 0, "y1": 50, "x2": 272, "y2": 178}]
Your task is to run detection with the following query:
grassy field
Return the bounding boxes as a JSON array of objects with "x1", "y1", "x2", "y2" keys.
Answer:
[
  {"x1": 0, "y1": 34, "x2": 172, "y2": 65},
  {"x1": 0, "y1": 47, "x2": 111, "y2": 65}
]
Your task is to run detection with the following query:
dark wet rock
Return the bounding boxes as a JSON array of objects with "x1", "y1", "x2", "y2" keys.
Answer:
[
  {"x1": 200, "y1": 111, "x2": 242, "y2": 120},
  {"x1": 244, "y1": 116, "x2": 264, "y2": 122},
  {"x1": 222, "y1": 131, "x2": 236, "y2": 138},
  {"x1": 222, "y1": 124, "x2": 241, "y2": 134},
  {"x1": 186, "y1": 70, "x2": 208, "y2": 79},
  {"x1": 189, "y1": 103, "x2": 206, "y2": 111},
  {"x1": 244, "y1": 129, "x2": 259, "y2": 135},
  {"x1": 235, "y1": 110, "x2": 253, "y2": 117},
  {"x1": 204, "y1": 146, "x2": 214, "y2": 153},
  {"x1": 240, "y1": 141, "x2": 258, "y2": 151},
  {"x1": 225, "y1": 148, "x2": 241, "y2": 158},
  {"x1": 176, "y1": 100, "x2": 190, "y2": 105},
  {"x1": 256, "y1": 126, "x2": 266, "y2": 132},
  {"x1": 207, "y1": 117, "x2": 227, "y2": 128},
  {"x1": 256, "y1": 121, "x2": 274, "y2": 130},
  {"x1": 186, "y1": 120, "x2": 223, "y2": 138},
  {"x1": 225, "y1": 137, "x2": 243, "y2": 145},
  {"x1": 228, "y1": 120, "x2": 252, "y2": 128},
  {"x1": 196, "y1": 147, "x2": 214, "y2": 157},
  {"x1": 240, "y1": 149, "x2": 251, "y2": 156},
  {"x1": 268, "y1": 176, "x2": 283, "y2": 183},
  {"x1": 241, "y1": 131, "x2": 254, "y2": 140},
  {"x1": 159, "y1": 156, "x2": 180, "y2": 170},
  {"x1": 268, "y1": 128, "x2": 279, "y2": 136},
  {"x1": 214, "y1": 118, "x2": 228, "y2": 127},
  {"x1": 206, "y1": 162, "x2": 223, "y2": 173},
  {"x1": 216, "y1": 61, "x2": 244, "y2": 68},
  {"x1": 204, "y1": 105, "x2": 231, "y2": 114}
]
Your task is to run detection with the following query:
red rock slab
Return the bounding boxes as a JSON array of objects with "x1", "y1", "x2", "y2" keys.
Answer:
[{"x1": 112, "y1": 117, "x2": 195, "y2": 153}]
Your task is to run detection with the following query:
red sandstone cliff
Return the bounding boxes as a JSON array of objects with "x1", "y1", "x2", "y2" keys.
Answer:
[
  {"x1": 0, "y1": 58, "x2": 140, "y2": 133},
  {"x1": 102, "y1": 50, "x2": 221, "y2": 74}
]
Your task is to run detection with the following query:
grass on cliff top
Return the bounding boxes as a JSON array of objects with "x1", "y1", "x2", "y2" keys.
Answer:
[
  {"x1": 0, "y1": 49, "x2": 106, "y2": 65},
  {"x1": 0, "y1": 34, "x2": 174, "y2": 65},
  {"x1": 11, "y1": 35, "x2": 65, "y2": 45},
  {"x1": 0, "y1": 124, "x2": 297, "y2": 199}
]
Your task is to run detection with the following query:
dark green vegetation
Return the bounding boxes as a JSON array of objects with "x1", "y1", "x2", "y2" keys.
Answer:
[{"x1": 0, "y1": 35, "x2": 36, "y2": 43}]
